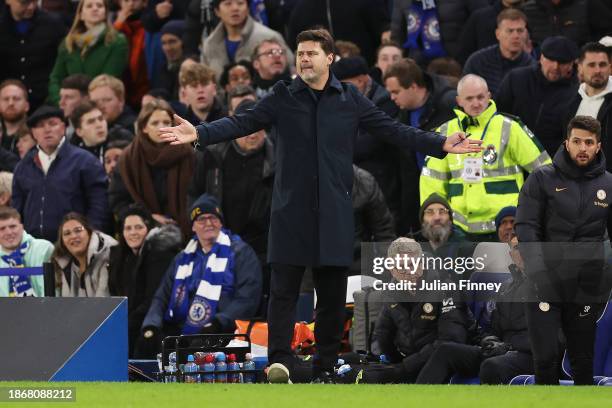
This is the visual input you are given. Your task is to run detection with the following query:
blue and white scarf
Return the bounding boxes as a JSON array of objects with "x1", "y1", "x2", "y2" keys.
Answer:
[
  {"x1": 165, "y1": 229, "x2": 235, "y2": 334},
  {"x1": 1, "y1": 241, "x2": 36, "y2": 297},
  {"x1": 403, "y1": 0, "x2": 446, "y2": 60}
]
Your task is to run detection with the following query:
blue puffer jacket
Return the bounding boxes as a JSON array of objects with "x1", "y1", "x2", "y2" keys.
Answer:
[{"x1": 11, "y1": 140, "x2": 110, "y2": 242}]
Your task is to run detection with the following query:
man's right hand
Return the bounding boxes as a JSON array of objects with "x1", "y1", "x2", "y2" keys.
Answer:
[
  {"x1": 156, "y1": 0, "x2": 173, "y2": 19},
  {"x1": 160, "y1": 114, "x2": 198, "y2": 145}
]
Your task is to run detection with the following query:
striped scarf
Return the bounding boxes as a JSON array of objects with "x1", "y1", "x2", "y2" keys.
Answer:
[{"x1": 1, "y1": 241, "x2": 35, "y2": 297}]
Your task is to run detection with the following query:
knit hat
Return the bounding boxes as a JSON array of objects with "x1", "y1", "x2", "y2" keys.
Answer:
[
  {"x1": 161, "y1": 20, "x2": 185, "y2": 39},
  {"x1": 495, "y1": 206, "x2": 516, "y2": 234},
  {"x1": 190, "y1": 194, "x2": 224, "y2": 224},
  {"x1": 419, "y1": 193, "x2": 452, "y2": 223},
  {"x1": 332, "y1": 56, "x2": 369, "y2": 80}
]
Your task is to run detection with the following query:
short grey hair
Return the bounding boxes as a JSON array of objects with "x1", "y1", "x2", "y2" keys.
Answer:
[
  {"x1": 387, "y1": 237, "x2": 422, "y2": 259},
  {"x1": 0, "y1": 172, "x2": 13, "y2": 196}
]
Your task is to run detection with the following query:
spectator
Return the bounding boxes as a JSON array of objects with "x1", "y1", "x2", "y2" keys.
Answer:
[
  {"x1": 48, "y1": 0, "x2": 128, "y2": 104},
  {"x1": 335, "y1": 40, "x2": 361, "y2": 58},
  {"x1": 371, "y1": 41, "x2": 403, "y2": 85},
  {"x1": 0, "y1": 172, "x2": 13, "y2": 207},
  {"x1": 103, "y1": 139, "x2": 130, "y2": 178},
  {"x1": 288, "y1": 0, "x2": 388, "y2": 65},
  {"x1": 142, "y1": 0, "x2": 190, "y2": 34},
  {"x1": 159, "y1": 20, "x2": 186, "y2": 101},
  {"x1": 178, "y1": 63, "x2": 228, "y2": 126},
  {"x1": 495, "y1": 206, "x2": 516, "y2": 243},
  {"x1": 136, "y1": 194, "x2": 263, "y2": 357},
  {"x1": 421, "y1": 74, "x2": 551, "y2": 240},
  {"x1": 426, "y1": 57, "x2": 463, "y2": 88},
  {"x1": 0, "y1": 0, "x2": 66, "y2": 110},
  {"x1": 496, "y1": 36, "x2": 579, "y2": 156},
  {"x1": 109, "y1": 99, "x2": 195, "y2": 238},
  {"x1": 201, "y1": 0, "x2": 293, "y2": 76},
  {"x1": 521, "y1": 0, "x2": 612, "y2": 47},
  {"x1": 565, "y1": 42, "x2": 612, "y2": 171},
  {"x1": 372, "y1": 237, "x2": 473, "y2": 383},
  {"x1": 0, "y1": 206, "x2": 54, "y2": 297},
  {"x1": 188, "y1": 99, "x2": 273, "y2": 262},
  {"x1": 463, "y1": 8, "x2": 534, "y2": 95},
  {"x1": 109, "y1": 204, "x2": 182, "y2": 357},
  {"x1": 88, "y1": 74, "x2": 137, "y2": 135},
  {"x1": 12, "y1": 106, "x2": 110, "y2": 241},
  {"x1": 456, "y1": 0, "x2": 527, "y2": 65},
  {"x1": 113, "y1": 0, "x2": 150, "y2": 109},
  {"x1": 227, "y1": 84, "x2": 257, "y2": 115},
  {"x1": 0, "y1": 80, "x2": 30, "y2": 157},
  {"x1": 251, "y1": 38, "x2": 292, "y2": 99},
  {"x1": 350, "y1": 164, "x2": 396, "y2": 275},
  {"x1": 220, "y1": 60, "x2": 255, "y2": 95},
  {"x1": 52, "y1": 212, "x2": 117, "y2": 297},
  {"x1": 70, "y1": 101, "x2": 132, "y2": 163},
  {"x1": 14, "y1": 125, "x2": 36, "y2": 159},
  {"x1": 59, "y1": 74, "x2": 91, "y2": 140},
  {"x1": 391, "y1": 0, "x2": 489, "y2": 65}
]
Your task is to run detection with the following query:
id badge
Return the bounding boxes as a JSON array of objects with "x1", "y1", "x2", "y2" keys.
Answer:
[{"x1": 462, "y1": 157, "x2": 483, "y2": 183}]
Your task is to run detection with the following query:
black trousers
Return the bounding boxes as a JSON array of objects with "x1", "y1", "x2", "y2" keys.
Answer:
[
  {"x1": 525, "y1": 302, "x2": 604, "y2": 385},
  {"x1": 415, "y1": 342, "x2": 533, "y2": 384},
  {"x1": 267, "y1": 263, "x2": 347, "y2": 377}
]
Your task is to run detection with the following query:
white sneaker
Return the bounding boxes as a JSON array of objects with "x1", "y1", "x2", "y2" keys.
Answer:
[{"x1": 267, "y1": 363, "x2": 292, "y2": 384}]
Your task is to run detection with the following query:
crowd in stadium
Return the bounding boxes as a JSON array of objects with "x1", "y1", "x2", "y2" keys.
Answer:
[{"x1": 1, "y1": 0, "x2": 612, "y2": 385}]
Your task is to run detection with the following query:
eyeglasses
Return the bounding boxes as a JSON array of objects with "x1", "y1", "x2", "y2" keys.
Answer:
[
  {"x1": 257, "y1": 48, "x2": 285, "y2": 58},
  {"x1": 424, "y1": 208, "x2": 450, "y2": 216},
  {"x1": 62, "y1": 226, "x2": 86, "y2": 238},
  {"x1": 194, "y1": 215, "x2": 221, "y2": 225}
]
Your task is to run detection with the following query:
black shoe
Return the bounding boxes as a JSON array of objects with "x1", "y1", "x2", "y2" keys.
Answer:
[{"x1": 311, "y1": 371, "x2": 336, "y2": 384}]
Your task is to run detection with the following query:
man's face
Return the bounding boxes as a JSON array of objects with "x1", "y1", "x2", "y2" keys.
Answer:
[
  {"x1": 253, "y1": 41, "x2": 288, "y2": 80},
  {"x1": 229, "y1": 94, "x2": 256, "y2": 114},
  {"x1": 540, "y1": 55, "x2": 574, "y2": 82},
  {"x1": 31, "y1": 117, "x2": 66, "y2": 154},
  {"x1": 456, "y1": 79, "x2": 490, "y2": 117},
  {"x1": 235, "y1": 129, "x2": 265, "y2": 153},
  {"x1": 89, "y1": 86, "x2": 124, "y2": 123},
  {"x1": 76, "y1": 108, "x2": 108, "y2": 147},
  {"x1": 0, "y1": 85, "x2": 29, "y2": 123},
  {"x1": 421, "y1": 203, "x2": 452, "y2": 244},
  {"x1": 565, "y1": 128, "x2": 601, "y2": 167},
  {"x1": 180, "y1": 82, "x2": 216, "y2": 112},
  {"x1": 376, "y1": 46, "x2": 402, "y2": 75},
  {"x1": 192, "y1": 214, "x2": 222, "y2": 244},
  {"x1": 579, "y1": 52, "x2": 611, "y2": 91},
  {"x1": 215, "y1": 0, "x2": 248, "y2": 28},
  {"x1": 296, "y1": 41, "x2": 333, "y2": 85},
  {"x1": 390, "y1": 252, "x2": 424, "y2": 287},
  {"x1": 343, "y1": 74, "x2": 369, "y2": 94},
  {"x1": 59, "y1": 88, "x2": 86, "y2": 118},
  {"x1": 497, "y1": 215, "x2": 515, "y2": 243},
  {"x1": 6, "y1": 0, "x2": 37, "y2": 21},
  {"x1": 496, "y1": 18, "x2": 527, "y2": 56},
  {"x1": 0, "y1": 217, "x2": 24, "y2": 251},
  {"x1": 104, "y1": 147, "x2": 123, "y2": 176},
  {"x1": 385, "y1": 77, "x2": 422, "y2": 110},
  {"x1": 161, "y1": 33, "x2": 183, "y2": 63}
]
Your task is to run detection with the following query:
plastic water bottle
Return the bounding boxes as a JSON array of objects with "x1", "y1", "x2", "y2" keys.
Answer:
[
  {"x1": 227, "y1": 354, "x2": 241, "y2": 383},
  {"x1": 215, "y1": 352, "x2": 227, "y2": 383},
  {"x1": 242, "y1": 353, "x2": 256, "y2": 383},
  {"x1": 184, "y1": 355, "x2": 200, "y2": 383},
  {"x1": 164, "y1": 365, "x2": 177, "y2": 383},
  {"x1": 203, "y1": 354, "x2": 216, "y2": 383}
]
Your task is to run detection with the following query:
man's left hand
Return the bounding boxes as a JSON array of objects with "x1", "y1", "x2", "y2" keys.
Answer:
[{"x1": 443, "y1": 132, "x2": 483, "y2": 154}]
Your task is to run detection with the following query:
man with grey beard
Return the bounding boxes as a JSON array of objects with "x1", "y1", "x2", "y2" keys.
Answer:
[{"x1": 416, "y1": 193, "x2": 475, "y2": 280}]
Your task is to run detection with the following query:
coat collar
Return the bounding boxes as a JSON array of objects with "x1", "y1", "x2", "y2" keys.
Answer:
[
  {"x1": 288, "y1": 73, "x2": 343, "y2": 94},
  {"x1": 454, "y1": 100, "x2": 498, "y2": 131}
]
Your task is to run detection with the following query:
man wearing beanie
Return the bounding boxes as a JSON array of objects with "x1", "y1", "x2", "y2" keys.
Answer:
[
  {"x1": 137, "y1": 193, "x2": 262, "y2": 358},
  {"x1": 495, "y1": 206, "x2": 516, "y2": 243},
  {"x1": 159, "y1": 20, "x2": 186, "y2": 100},
  {"x1": 12, "y1": 105, "x2": 110, "y2": 241}
]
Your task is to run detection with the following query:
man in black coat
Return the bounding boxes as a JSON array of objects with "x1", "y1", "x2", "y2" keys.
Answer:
[
  {"x1": 496, "y1": 36, "x2": 579, "y2": 156},
  {"x1": 515, "y1": 115, "x2": 612, "y2": 385},
  {"x1": 160, "y1": 28, "x2": 481, "y2": 383},
  {"x1": 0, "y1": 0, "x2": 66, "y2": 110},
  {"x1": 565, "y1": 42, "x2": 612, "y2": 172}
]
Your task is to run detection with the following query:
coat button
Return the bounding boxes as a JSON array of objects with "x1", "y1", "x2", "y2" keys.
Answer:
[
  {"x1": 20, "y1": 39, "x2": 25, "y2": 44},
  {"x1": 20, "y1": 57, "x2": 25, "y2": 62},
  {"x1": 21, "y1": 75, "x2": 25, "y2": 80},
  {"x1": 28, "y1": 89, "x2": 32, "y2": 93}
]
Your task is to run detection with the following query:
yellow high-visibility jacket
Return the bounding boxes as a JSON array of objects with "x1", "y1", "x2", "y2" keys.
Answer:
[{"x1": 420, "y1": 101, "x2": 551, "y2": 234}]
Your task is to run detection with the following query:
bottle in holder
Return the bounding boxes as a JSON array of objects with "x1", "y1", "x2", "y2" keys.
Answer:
[
  {"x1": 242, "y1": 353, "x2": 256, "y2": 383},
  {"x1": 215, "y1": 352, "x2": 227, "y2": 383},
  {"x1": 165, "y1": 365, "x2": 177, "y2": 383},
  {"x1": 227, "y1": 354, "x2": 241, "y2": 383},
  {"x1": 184, "y1": 355, "x2": 200, "y2": 383},
  {"x1": 203, "y1": 354, "x2": 216, "y2": 383}
]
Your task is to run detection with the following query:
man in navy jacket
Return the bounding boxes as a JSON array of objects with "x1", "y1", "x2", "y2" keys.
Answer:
[{"x1": 160, "y1": 29, "x2": 481, "y2": 383}]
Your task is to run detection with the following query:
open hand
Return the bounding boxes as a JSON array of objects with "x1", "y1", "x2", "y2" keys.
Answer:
[
  {"x1": 159, "y1": 114, "x2": 198, "y2": 145},
  {"x1": 443, "y1": 132, "x2": 483, "y2": 154}
]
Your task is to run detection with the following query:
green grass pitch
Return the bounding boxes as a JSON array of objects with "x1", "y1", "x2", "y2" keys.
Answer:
[{"x1": 1, "y1": 383, "x2": 611, "y2": 407}]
